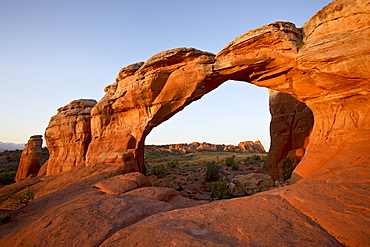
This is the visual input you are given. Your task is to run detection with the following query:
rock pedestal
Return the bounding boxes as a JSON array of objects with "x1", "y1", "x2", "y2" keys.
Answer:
[{"x1": 15, "y1": 135, "x2": 43, "y2": 182}]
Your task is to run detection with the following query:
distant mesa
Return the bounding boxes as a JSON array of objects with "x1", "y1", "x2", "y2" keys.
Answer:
[{"x1": 146, "y1": 141, "x2": 266, "y2": 154}]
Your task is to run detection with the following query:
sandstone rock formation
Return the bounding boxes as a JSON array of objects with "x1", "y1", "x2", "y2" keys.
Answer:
[
  {"x1": 238, "y1": 140, "x2": 266, "y2": 153},
  {"x1": 230, "y1": 173, "x2": 274, "y2": 196},
  {"x1": 42, "y1": 99, "x2": 97, "y2": 176},
  {"x1": 266, "y1": 90, "x2": 314, "y2": 181},
  {"x1": 93, "y1": 172, "x2": 152, "y2": 195},
  {"x1": 85, "y1": 49, "x2": 225, "y2": 174},
  {"x1": 150, "y1": 141, "x2": 266, "y2": 154},
  {"x1": 289, "y1": 0, "x2": 370, "y2": 183},
  {"x1": 15, "y1": 135, "x2": 43, "y2": 182},
  {"x1": 5, "y1": 0, "x2": 369, "y2": 246}
]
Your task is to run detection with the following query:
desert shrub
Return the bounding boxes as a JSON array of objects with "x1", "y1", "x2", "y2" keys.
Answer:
[
  {"x1": 197, "y1": 160, "x2": 207, "y2": 167},
  {"x1": 0, "y1": 187, "x2": 35, "y2": 207},
  {"x1": 210, "y1": 182, "x2": 232, "y2": 200},
  {"x1": 205, "y1": 161, "x2": 220, "y2": 182},
  {"x1": 153, "y1": 181, "x2": 162, "y2": 187},
  {"x1": 282, "y1": 157, "x2": 298, "y2": 181},
  {"x1": 0, "y1": 170, "x2": 16, "y2": 186},
  {"x1": 262, "y1": 162, "x2": 269, "y2": 173},
  {"x1": 175, "y1": 185, "x2": 183, "y2": 191},
  {"x1": 224, "y1": 155, "x2": 236, "y2": 167},
  {"x1": 106, "y1": 171, "x2": 115, "y2": 179},
  {"x1": 231, "y1": 163, "x2": 239, "y2": 170},
  {"x1": 153, "y1": 164, "x2": 167, "y2": 178},
  {"x1": 251, "y1": 155, "x2": 261, "y2": 161},
  {"x1": 0, "y1": 214, "x2": 11, "y2": 223},
  {"x1": 11, "y1": 187, "x2": 35, "y2": 207},
  {"x1": 166, "y1": 159, "x2": 179, "y2": 168}
]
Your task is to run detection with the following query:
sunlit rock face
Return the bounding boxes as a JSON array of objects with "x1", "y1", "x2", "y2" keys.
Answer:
[
  {"x1": 15, "y1": 135, "x2": 43, "y2": 181},
  {"x1": 290, "y1": 0, "x2": 370, "y2": 183},
  {"x1": 6, "y1": 1, "x2": 370, "y2": 246},
  {"x1": 266, "y1": 90, "x2": 314, "y2": 181},
  {"x1": 42, "y1": 0, "x2": 369, "y2": 185},
  {"x1": 212, "y1": 0, "x2": 370, "y2": 183},
  {"x1": 85, "y1": 48, "x2": 226, "y2": 173},
  {"x1": 42, "y1": 99, "x2": 97, "y2": 176},
  {"x1": 85, "y1": 23, "x2": 302, "y2": 173},
  {"x1": 53, "y1": 1, "x2": 369, "y2": 185}
]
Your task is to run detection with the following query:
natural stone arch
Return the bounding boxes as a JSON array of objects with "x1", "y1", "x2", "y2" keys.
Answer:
[
  {"x1": 43, "y1": 0, "x2": 369, "y2": 185},
  {"x1": 85, "y1": 22, "x2": 303, "y2": 175}
]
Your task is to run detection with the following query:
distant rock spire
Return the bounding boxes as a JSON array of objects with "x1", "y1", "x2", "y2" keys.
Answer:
[{"x1": 15, "y1": 135, "x2": 43, "y2": 182}]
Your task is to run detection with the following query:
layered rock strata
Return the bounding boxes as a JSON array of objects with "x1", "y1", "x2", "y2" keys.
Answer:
[
  {"x1": 266, "y1": 91, "x2": 314, "y2": 181},
  {"x1": 85, "y1": 49, "x2": 226, "y2": 173},
  {"x1": 42, "y1": 99, "x2": 97, "y2": 176},
  {"x1": 83, "y1": 22, "x2": 302, "y2": 174},
  {"x1": 42, "y1": 0, "x2": 370, "y2": 184},
  {"x1": 163, "y1": 141, "x2": 265, "y2": 153},
  {"x1": 4, "y1": 0, "x2": 370, "y2": 246},
  {"x1": 15, "y1": 135, "x2": 43, "y2": 182}
]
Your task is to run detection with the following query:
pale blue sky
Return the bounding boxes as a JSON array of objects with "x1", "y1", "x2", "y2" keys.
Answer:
[{"x1": 0, "y1": 0, "x2": 331, "y2": 150}]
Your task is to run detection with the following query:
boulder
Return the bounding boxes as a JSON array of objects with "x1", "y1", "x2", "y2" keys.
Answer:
[
  {"x1": 15, "y1": 135, "x2": 43, "y2": 182},
  {"x1": 230, "y1": 173, "x2": 274, "y2": 196},
  {"x1": 125, "y1": 187, "x2": 179, "y2": 202},
  {"x1": 93, "y1": 172, "x2": 151, "y2": 195}
]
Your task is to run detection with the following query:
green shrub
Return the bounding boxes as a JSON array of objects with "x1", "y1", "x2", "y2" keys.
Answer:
[
  {"x1": 106, "y1": 171, "x2": 115, "y2": 179},
  {"x1": 153, "y1": 181, "x2": 162, "y2": 187},
  {"x1": 153, "y1": 164, "x2": 167, "y2": 179},
  {"x1": 205, "y1": 161, "x2": 220, "y2": 182},
  {"x1": 251, "y1": 155, "x2": 261, "y2": 161},
  {"x1": 224, "y1": 155, "x2": 236, "y2": 167},
  {"x1": 210, "y1": 182, "x2": 232, "y2": 200},
  {"x1": 262, "y1": 162, "x2": 269, "y2": 173},
  {"x1": 11, "y1": 187, "x2": 35, "y2": 207},
  {"x1": 282, "y1": 157, "x2": 298, "y2": 181},
  {"x1": 231, "y1": 163, "x2": 239, "y2": 170},
  {"x1": 0, "y1": 170, "x2": 16, "y2": 186},
  {"x1": 0, "y1": 214, "x2": 11, "y2": 223}
]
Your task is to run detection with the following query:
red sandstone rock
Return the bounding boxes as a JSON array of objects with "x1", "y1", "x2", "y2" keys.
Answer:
[
  {"x1": 125, "y1": 187, "x2": 179, "y2": 202},
  {"x1": 85, "y1": 48, "x2": 225, "y2": 173},
  {"x1": 100, "y1": 193, "x2": 341, "y2": 247},
  {"x1": 93, "y1": 172, "x2": 151, "y2": 195},
  {"x1": 230, "y1": 173, "x2": 274, "y2": 196},
  {"x1": 165, "y1": 141, "x2": 266, "y2": 153},
  {"x1": 266, "y1": 90, "x2": 314, "y2": 181},
  {"x1": 42, "y1": 99, "x2": 97, "y2": 176},
  {"x1": 237, "y1": 140, "x2": 266, "y2": 153},
  {"x1": 287, "y1": 0, "x2": 370, "y2": 183},
  {"x1": 3, "y1": 1, "x2": 369, "y2": 246},
  {"x1": 15, "y1": 135, "x2": 43, "y2": 182},
  {"x1": 121, "y1": 172, "x2": 152, "y2": 187}
]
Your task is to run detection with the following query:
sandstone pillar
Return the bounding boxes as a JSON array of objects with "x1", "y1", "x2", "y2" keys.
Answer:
[
  {"x1": 42, "y1": 99, "x2": 97, "y2": 176},
  {"x1": 15, "y1": 135, "x2": 43, "y2": 182},
  {"x1": 266, "y1": 91, "x2": 313, "y2": 181}
]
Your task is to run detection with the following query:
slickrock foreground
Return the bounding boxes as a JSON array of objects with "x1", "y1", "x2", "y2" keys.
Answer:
[{"x1": 1, "y1": 0, "x2": 369, "y2": 246}]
